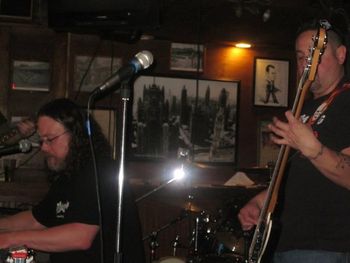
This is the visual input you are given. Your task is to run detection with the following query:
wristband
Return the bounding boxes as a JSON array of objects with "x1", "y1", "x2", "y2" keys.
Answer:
[{"x1": 309, "y1": 144, "x2": 324, "y2": 160}]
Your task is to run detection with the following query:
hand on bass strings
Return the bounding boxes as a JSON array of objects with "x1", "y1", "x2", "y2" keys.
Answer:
[
  {"x1": 238, "y1": 190, "x2": 267, "y2": 231},
  {"x1": 268, "y1": 110, "x2": 322, "y2": 159}
]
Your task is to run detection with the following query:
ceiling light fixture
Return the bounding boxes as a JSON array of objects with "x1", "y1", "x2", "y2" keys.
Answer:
[{"x1": 235, "y1": 42, "x2": 252, "y2": 48}]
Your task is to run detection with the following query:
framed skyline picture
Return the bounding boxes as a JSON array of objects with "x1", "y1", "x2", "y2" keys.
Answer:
[{"x1": 131, "y1": 75, "x2": 240, "y2": 164}]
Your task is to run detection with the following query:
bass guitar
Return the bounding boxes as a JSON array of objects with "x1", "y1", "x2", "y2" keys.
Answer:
[{"x1": 248, "y1": 20, "x2": 330, "y2": 263}]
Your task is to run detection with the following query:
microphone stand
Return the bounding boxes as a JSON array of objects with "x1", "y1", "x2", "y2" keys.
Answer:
[
  {"x1": 114, "y1": 81, "x2": 131, "y2": 263},
  {"x1": 136, "y1": 148, "x2": 190, "y2": 203},
  {"x1": 135, "y1": 176, "x2": 179, "y2": 203}
]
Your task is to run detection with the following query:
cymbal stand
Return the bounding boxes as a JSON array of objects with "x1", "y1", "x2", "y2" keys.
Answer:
[
  {"x1": 149, "y1": 232, "x2": 159, "y2": 262},
  {"x1": 194, "y1": 216, "x2": 199, "y2": 255},
  {"x1": 243, "y1": 230, "x2": 252, "y2": 263},
  {"x1": 187, "y1": 216, "x2": 200, "y2": 263},
  {"x1": 172, "y1": 235, "x2": 181, "y2": 256}
]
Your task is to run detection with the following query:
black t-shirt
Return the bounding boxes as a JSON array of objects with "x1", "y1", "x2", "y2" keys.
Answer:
[
  {"x1": 32, "y1": 158, "x2": 145, "y2": 263},
  {"x1": 276, "y1": 85, "x2": 350, "y2": 252}
]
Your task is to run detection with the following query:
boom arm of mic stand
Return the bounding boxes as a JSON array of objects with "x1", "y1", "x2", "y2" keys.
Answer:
[
  {"x1": 136, "y1": 150, "x2": 190, "y2": 203},
  {"x1": 136, "y1": 177, "x2": 177, "y2": 203}
]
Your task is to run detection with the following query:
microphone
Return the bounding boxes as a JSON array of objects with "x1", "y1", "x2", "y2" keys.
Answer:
[
  {"x1": 0, "y1": 139, "x2": 32, "y2": 157},
  {"x1": 91, "y1": 50, "x2": 154, "y2": 96}
]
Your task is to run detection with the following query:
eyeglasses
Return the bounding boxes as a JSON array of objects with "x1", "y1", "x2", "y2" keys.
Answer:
[{"x1": 39, "y1": 130, "x2": 69, "y2": 146}]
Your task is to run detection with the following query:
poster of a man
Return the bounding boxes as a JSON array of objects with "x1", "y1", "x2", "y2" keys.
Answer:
[
  {"x1": 254, "y1": 58, "x2": 289, "y2": 107},
  {"x1": 264, "y1": 64, "x2": 280, "y2": 104}
]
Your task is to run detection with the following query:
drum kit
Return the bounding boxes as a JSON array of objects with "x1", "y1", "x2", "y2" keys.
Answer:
[
  {"x1": 140, "y1": 150, "x2": 269, "y2": 263},
  {"x1": 144, "y1": 185, "x2": 264, "y2": 263}
]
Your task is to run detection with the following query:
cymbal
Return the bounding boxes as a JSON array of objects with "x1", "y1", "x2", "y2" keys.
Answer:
[
  {"x1": 156, "y1": 198, "x2": 212, "y2": 213},
  {"x1": 215, "y1": 231, "x2": 245, "y2": 255},
  {"x1": 142, "y1": 183, "x2": 265, "y2": 214}
]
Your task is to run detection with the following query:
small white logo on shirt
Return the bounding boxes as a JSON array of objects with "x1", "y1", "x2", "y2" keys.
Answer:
[
  {"x1": 56, "y1": 201, "x2": 70, "y2": 218},
  {"x1": 300, "y1": 114, "x2": 309, "y2": 124}
]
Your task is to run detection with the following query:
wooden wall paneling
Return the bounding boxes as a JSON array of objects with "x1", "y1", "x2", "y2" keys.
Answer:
[
  {"x1": 51, "y1": 32, "x2": 69, "y2": 98},
  {"x1": 0, "y1": 26, "x2": 10, "y2": 117},
  {"x1": 66, "y1": 34, "x2": 125, "y2": 108}
]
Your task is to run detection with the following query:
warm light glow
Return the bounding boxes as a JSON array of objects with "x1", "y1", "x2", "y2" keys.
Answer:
[
  {"x1": 228, "y1": 47, "x2": 247, "y2": 58},
  {"x1": 235, "y1": 42, "x2": 252, "y2": 48}
]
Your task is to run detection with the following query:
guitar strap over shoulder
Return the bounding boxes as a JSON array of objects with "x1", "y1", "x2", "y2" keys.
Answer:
[{"x1": 307, "y1": 83, "x2": 350, "y2": 126}]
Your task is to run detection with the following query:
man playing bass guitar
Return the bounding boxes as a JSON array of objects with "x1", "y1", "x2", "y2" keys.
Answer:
[{"x1": 239, "y1": 18, "x2": 350, "y2": 263}]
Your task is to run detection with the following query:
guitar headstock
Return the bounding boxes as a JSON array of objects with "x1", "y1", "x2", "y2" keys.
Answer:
[{"x1": 306, "y1": 20, "x2": 329, "y2": 81}]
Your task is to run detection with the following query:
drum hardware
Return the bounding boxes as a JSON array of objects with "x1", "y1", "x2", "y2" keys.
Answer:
[
  {"x1": 144, "y1": 210, "x2": 189, "y2": 262},
  {"x1": 187, "y1": 210, "x2": 219, "y2": 263},
  {"x1": 142, "y1": 171, "x2": 265, "y2": 263},
  {"x1": 172, "y1": 235, "x2": 186, "y2": 257},
  {"x1": 149, "y1": 232, "x2": 160, "y2": 262},
  {"x1": 243, "y1": 230, "x2": 252, "y2": 263},
  {"x1": 215, "y1": 232, "x2": 245, "y2": 255},
  {"x1": 186, "y1": 201, "x2": 252, "y2": 263}
]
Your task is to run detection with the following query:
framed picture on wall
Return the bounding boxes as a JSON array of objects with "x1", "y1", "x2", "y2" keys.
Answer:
[
  {"x1": 131, "y1": 75, "x2": 240, "y2": 163},
  {"x1": 253, "y1": 58, "x2": 289, "y2": 107},
  {"x1": 257, "y1": 120, "x2": 280, "y2": 167},
  {"x1": 11, "y1": 60, "x2": 50, "y2": 92},
  {"x1": 170, "y1": 43, "x2": 204, "y2": 72},
  {"x1": 74, "y1": 56, "x2": 123, "y2": 92}
]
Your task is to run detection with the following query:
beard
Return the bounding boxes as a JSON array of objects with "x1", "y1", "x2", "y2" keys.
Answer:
[
  {"x1": 45, "y1": 155, "x2": 67, "y2": 172},
  {"x1": 309, "y1": 76, "x2": 322, "y2": 94}
]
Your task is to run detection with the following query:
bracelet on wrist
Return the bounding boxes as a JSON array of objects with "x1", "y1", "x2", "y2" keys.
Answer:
[{"x1": 308, "y1": 144, "x2": 324, "y2": 160}]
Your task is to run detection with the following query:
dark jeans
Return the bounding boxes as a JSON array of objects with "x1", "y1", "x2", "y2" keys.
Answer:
[{"x1": 273, "y1": 250, "x2": 350, "y2": 263}]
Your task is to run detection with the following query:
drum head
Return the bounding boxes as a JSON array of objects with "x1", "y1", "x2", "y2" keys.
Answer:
[{"x1": 158, "y1": 257, "x2": 186, "y2": 263}]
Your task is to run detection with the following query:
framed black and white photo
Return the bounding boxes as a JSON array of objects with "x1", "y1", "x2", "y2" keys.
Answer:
[
  {"x1": 74, "y1": 55, "x2": 122, "y2": 92},
  {"x1": 11, "y1": 60, "x2": 50, "y2": 92},
  {"x1": 170, "y1": 43, "x2": 204, "y2": 72},
  {"x1": 132, "y1": 75, "x2": 239, "y2": 163},
  {"x1": 253, "y1": 58, "x2": 289, "y2": 107}
]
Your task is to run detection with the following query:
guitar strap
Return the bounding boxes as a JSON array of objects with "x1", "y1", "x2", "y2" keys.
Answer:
[{"x1": 307, "y1": 83, "x2": 350, "y2": 126}]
